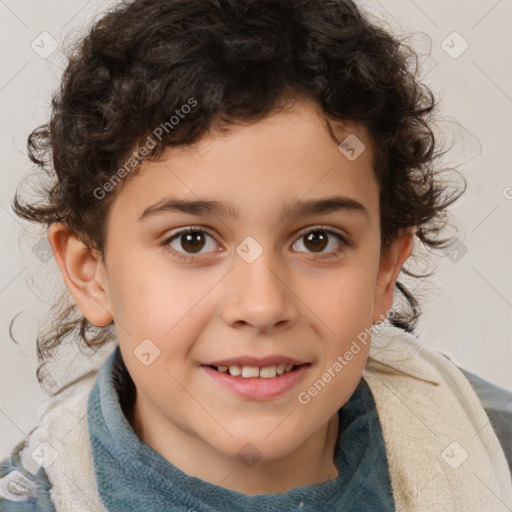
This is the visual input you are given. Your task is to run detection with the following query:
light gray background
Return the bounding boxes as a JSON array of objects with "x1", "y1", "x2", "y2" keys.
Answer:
[{"x1": 1, "y1": 0, "x2": 511, "y2": 460}]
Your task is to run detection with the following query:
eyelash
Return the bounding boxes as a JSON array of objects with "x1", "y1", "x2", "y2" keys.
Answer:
[{"x1": 162, "y1": 225, "x2": 351, "y2": 263}]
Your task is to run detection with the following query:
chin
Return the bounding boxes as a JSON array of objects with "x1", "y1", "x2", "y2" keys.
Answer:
[{"x1": 216, "y1": 433, "x2": 300, "y2": 464}]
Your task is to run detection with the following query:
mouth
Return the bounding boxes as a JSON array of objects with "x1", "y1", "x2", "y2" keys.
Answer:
[
  {"x1": 204, "y1": 363, "x2": 309, "y2": 379},
  {"x1": 200, "y1": 363, "x2": 312, "y2": 400}
]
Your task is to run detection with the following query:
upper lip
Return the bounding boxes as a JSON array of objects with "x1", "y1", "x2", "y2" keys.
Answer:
[{"x1": 202, "y1": 356, "x2": 310, "y2": 367}]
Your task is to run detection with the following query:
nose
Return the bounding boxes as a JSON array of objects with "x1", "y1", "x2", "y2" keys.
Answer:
[{"x1": 221, "y1": 248, "x2": 299, "y2": 332}]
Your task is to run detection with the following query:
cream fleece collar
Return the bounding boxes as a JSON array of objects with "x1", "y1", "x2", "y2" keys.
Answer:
[{"x1": 363, "y1": 324, "x2": 512, "y2": 510}]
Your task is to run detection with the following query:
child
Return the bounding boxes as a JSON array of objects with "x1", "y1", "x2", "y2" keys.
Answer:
[{"x1": 1, "y1": 0, "x2": 511, "y2": 510}]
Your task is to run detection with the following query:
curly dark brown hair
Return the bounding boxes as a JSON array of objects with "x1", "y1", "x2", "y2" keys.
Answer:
[{"x1": 12, "y1": 0, "x2": 464, "y2": 389}]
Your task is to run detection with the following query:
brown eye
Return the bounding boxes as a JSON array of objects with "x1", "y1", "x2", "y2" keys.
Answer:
[
  {"x1": 165, "y1": 228, "x2": 218, "y2": 258},
  {"x1": 303, "y1": 231, "x2": 328, "y2": 252},
  {"x1": 180, "y1": 231, "x2": 206, "y2": 253},
  {"x1": 292, "y1": 228, "x2": 347, "y2": 256}
]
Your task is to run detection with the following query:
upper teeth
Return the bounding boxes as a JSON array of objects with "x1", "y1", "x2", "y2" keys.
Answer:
[{"x1": 216, "y1": 364, "x2": 294, "y2": 378}]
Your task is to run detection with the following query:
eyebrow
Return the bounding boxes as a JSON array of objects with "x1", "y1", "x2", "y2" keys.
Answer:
[{"x1": 138, "y1": 195, "x2": 368, "y2": 222}]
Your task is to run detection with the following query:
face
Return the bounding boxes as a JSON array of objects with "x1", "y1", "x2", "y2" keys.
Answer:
[{"x1": 63, "y1": 98, "x2": 406, "y2": 463}]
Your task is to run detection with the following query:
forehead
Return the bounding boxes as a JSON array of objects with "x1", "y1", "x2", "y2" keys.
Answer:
[{"x1": 107, "y1": 99, "x2": 378, "y2": 228}]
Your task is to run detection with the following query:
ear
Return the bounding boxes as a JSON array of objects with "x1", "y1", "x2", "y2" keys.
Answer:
[
  {"x1": 372, "y1": 228, "x2": 415, "y2": 324},
  {"x1": 47, "y1": 223, "x2": 113, "y2": 327}
]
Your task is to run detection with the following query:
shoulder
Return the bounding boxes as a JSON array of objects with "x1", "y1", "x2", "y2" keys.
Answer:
[
  {"x1": 0, "y1": 441, "x2": 55, "y2": 511},
  {"x1": 0, "y1": 367, "x2": 103, "y2": 512},
  {"x1": 456, "y1": 364, "x2": 512, "y2": 475}
]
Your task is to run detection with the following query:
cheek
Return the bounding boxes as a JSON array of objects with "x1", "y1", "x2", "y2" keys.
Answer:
[
  {"x1": 107, "y1": 249, "x2": 199, "y2": 332},
  {"x1": 306, "y1": 252, "x2": 378, "y2": 387},
  {"x1": 300, "y1": 272, "x2": 374, "y2": 413},
  {"x1": 318, "y1": 259, "x2": 378, "y2": 327},
  {"x1": 107, "y1": 251, "x2": 224, "y2": 382}
]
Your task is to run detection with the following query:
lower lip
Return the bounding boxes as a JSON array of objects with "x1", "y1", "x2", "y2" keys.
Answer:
[{"x1": 201, "y1": 365, "x2": 311, "y2": 400}]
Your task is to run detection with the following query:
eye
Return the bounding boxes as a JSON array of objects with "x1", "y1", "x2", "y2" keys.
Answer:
[
  {"x1": 163, "y1": 227, "x2": 220, "y2": 261},
  {"x1": 291, "y1": 227, "x2": 349, "y2": 257},
  {"x1": 163, "y1": 225, "x2": 350, "y2": 263}
]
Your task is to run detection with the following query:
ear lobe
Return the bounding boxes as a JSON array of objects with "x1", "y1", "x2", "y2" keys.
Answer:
[
  {"x1": 48, "y1": 223, "x2": 113, "y2": 327},
  {"x1": 372, "y1": 229, "x2": 415, "y2": 324}
]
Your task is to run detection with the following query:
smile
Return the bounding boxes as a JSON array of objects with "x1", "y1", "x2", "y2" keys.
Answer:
[
  {"x1": 209, "y1": 363, "x2": 299, "y2": 378},
  {"x1": 201, "y1": 363, "x2": 311, "y2": 400}
]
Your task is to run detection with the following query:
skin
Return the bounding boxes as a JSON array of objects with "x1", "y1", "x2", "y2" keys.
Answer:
[{"x1": 49, "y1": 97, "x2": 413, "y2": 495}]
